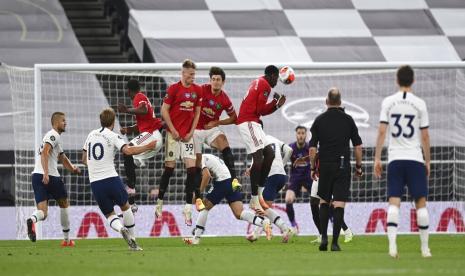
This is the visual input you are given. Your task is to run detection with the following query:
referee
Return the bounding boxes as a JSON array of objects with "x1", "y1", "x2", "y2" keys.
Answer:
[{"x1": 309, "y1": 87, "x2": 363, "y2": 251}]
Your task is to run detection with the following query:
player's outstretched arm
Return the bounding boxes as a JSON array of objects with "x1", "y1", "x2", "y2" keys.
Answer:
[
  {"x1": 421, "y1": 128, "x2": 431, "y2": 177},
  {"x1": 204, "y1": 111, "x2": 237, "y2": 130},
  {"x1": 122, "y1": 140, "x2": 156, "y2": 156},
  {"x1": 121, "y1": 124, "x2": 138, "y2": 135},
  {"x1": 59, "y1": 153, "x2": 81, "y2": 174},
  {"x1": 118, "y1": 102, "x2": 148, "y2": 115},
  {"x1": 374, "y1": 123, "x2": 388, "y2": 178}
]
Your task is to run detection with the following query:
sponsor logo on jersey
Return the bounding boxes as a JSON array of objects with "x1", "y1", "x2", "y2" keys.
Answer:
[
  {"x1": 209, "y1": 100, "x2": 215, "y2": 106},
  {"x1": 180, "y1": 101, "x2": 194, "y2": 109},
  {"x1": 202, "y1": 107, "x2": 215, "y2": 117},
  {"x1": 185, "y1": 93, "x2": 191, "y2": 99}
]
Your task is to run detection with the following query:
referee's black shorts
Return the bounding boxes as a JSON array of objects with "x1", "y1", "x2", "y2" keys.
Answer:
[{"x1": 318, "y1": 162, "x2": 351, "y2": 202}]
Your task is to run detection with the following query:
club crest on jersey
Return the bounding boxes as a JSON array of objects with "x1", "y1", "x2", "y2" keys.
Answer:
[
  {"x1": 192, "y1": 93, "x2": 197, "y2": 99},
  {"x1": 209, "y1": 100, "x2": 215, "y2": 106},
  {"x1": 216, "y1": 103, "x2": 222, "y2": 110},
  {"x1": 185, "y1": 93, "x2": 191, "y2": 99},
  {"x1": 50, "y1": 135, "x2": 55, "y2": 141}
]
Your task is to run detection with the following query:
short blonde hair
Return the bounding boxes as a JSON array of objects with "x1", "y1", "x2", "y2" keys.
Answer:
[
  {"x1": 182, "y1": 59, "x2": 196, "y2": 70},
  {"x1": 100, "y1": 108, "x2": 115, "y2": 127}
]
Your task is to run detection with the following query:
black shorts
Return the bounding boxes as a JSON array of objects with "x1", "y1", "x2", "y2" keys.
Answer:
[{"x1": 318, "y1": 162, "x2": 350, "y2": 202}]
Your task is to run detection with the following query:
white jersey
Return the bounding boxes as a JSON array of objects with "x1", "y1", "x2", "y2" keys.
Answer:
[
  {"x1": 83, "y1": 127, "x2": 127, "y2": 183},
  {"x1": 201, "y1": 154, "x2": 231, "y2": 182},
  {"x1": 32, "y1": 129, "x2": 64, "y2": 177},
  {"x1": 379, "y1": 91, "x2": 429, "y2": 163},
  {"x1": 266, "y1": 135, "x2": 293, "y2": 176}
]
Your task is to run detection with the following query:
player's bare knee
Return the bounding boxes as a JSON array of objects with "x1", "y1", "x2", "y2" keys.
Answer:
[
  {"x1": 204, "y1": 199, "x2": 214, "y2": 210},
  {"x1": 121, "y1": 202, "x2": 131, "y2": 212},
  {"x1": 319, "y1": 199, "x2": 328, "y2": 205},
  {"x1": 332, "y1": 201, "x2": 345, "y2": 208},
  {"x1": 57, "y1": 198, "x2": 69, "y2": 208},
  {"x1": 388, "y1": 197, "x2": 401, "y2": 207},
  {"x1": 285, "y1": 190, "x2": 295, "y2": 204},
  {"x1": 415, "y1": 197, "x2": 427, "y2": 209},
  {"x1": 195, "y1": 153, "x2": 202, "y2": 167},
  {"x1": 165, "y1": 161, "x2": 175, "y2": 169},
  {"x1": 310, "y1": 197, "x2": 319, "y2": 206}
]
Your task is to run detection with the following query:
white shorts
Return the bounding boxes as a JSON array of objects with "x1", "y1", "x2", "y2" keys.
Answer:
[
  {"x1": 237, "y1": 121, "x2": 268, "y2": 154},
  {"x1": 311, "y1": 179, "x2": 321, "y2": 199},
  {"x1": 193, "y1": 127, "x2": 224, "y2": 154},
  {"x1": 130, "y1": 130, "x2": 163, "y2": 167},
  {"x1": 164, "y1": 132, "x2": 196, "y2": 162}
]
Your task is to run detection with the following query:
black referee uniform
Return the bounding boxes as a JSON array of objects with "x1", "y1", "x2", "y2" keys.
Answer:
[{"x1": 309, "y1": 105, "x2": 363, "y2": 251}]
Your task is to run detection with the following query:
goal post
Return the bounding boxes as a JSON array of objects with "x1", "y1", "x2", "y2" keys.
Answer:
[{"x1": 4, "y1": 61, "x2": 465, "y2": 240}]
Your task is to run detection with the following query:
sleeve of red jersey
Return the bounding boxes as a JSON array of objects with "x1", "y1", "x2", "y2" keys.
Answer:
[
  {"x1": 133, "y1": 93, "x2": 148, "y2": 108},
  {"x1": 163, "y1": 85, "x2": 176, "y2": 105},
  {"x1": 224, "y1": 94, "x2": 235, "y2": 115},
  {"x1": 256, "y1": 81, "x2": 277, "y2": 116}
]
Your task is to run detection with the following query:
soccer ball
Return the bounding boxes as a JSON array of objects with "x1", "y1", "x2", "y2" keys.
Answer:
[{"x1": 279, "y1": 66, "x2": 295, "y2": 85}]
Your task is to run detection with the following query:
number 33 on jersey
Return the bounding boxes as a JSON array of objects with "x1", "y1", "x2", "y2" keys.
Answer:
[{"x1": 379, "y1": 91, "x2": 429, "y2": 163}]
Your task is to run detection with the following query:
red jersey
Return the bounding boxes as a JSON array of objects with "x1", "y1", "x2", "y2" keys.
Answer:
[
  {"x1": 236, "y1": 76, "x2": 277, "y2": 124},
  {"x1": 196, "y1": 84, "x2": 235, "y2": 130},
  {"x1": 132, "y1": 92, "x2": 162, "y2": 133},
  {"x1": 163, "y1": 81, "x2": 202, "y2": 137}
]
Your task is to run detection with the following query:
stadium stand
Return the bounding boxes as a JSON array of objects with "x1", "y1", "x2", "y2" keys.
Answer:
[{"x1": 126, "y1": 0, "x2": 465, "y2": 62}]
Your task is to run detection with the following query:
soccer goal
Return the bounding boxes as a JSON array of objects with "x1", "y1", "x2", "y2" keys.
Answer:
[{"x1": 4, "y1": 62, "x2": 465, "y2": 239}]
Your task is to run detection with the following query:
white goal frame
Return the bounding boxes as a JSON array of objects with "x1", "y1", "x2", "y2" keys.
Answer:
[{"x1": 33, "y1": 61, "x2": 465, "y2": 165}]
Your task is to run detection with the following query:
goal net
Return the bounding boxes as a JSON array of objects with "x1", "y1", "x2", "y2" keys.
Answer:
[{"x1": 4, "y1": 63, "x2": 465, "y2": 239}]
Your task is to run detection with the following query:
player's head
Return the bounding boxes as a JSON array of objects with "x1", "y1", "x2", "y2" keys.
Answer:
[
  {"x1": 264, "y1": 65, "x2": 279, "y2": 88},
  {"x1": 127, "y1": 79, "x2": 140, "y2": 98},
  {"x1": 295, "y1": 125, "x2": 307, "y2": 144},
  {"x1": 181, "y1": 59, "x2": 196, "y2": 86},
  {"x1": 51, "y1": 112, "x2": 66, "y2": 133},
  {"x1": 397, "y1": 65, "x2": 414, "y2": 88},
  {"x1": 100, "y1": 108, "x2": 116, "y2": 130},
  {"x1": 326, "y1": 87, "x2": 341, "y2": 107},
  {"x1": 209, "y1": 66, "x2": 225, "y2": 93}
]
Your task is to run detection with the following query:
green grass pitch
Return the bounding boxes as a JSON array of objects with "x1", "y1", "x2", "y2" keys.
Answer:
[{"x1": 0, "y1": 235, "x2": 464, "y2": 276}]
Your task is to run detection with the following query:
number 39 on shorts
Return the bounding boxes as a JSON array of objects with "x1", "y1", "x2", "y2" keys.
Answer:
[{"x1": 184, "y1": 143, "x2": 194, "y2": 153}]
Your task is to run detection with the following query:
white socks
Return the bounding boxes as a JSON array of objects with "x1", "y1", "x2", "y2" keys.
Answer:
[
  {"x1": 417, "y1": 207, "x2": 430, "y2": 252},
  {"x1": 194, "y1": 210, "x2": 209, "y2": 238},
  {"x1": 122, "y1": 208, "x2": 136, "y2": 238},
  {"x1": 60, "y1": 208, "x2": 70, "y2": 241},
  {"x1": 265, "y1": 208, "x2": 288, "y2": 232},
  {"x1": 240, "y1": 210, "x2": 267, "y2": 226},
  {"x1": 258, "y1": 187, "x2": 264, "y2": 196},
  {"x1": 107, "y1": 215, "x2": 123, "y2": 233},
  {"x1": 387, "y1": 205, "x2": 399, "y2": 254},
  {"x1": 30, "y1": 210, "x2": 45, "y2": 223}
]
